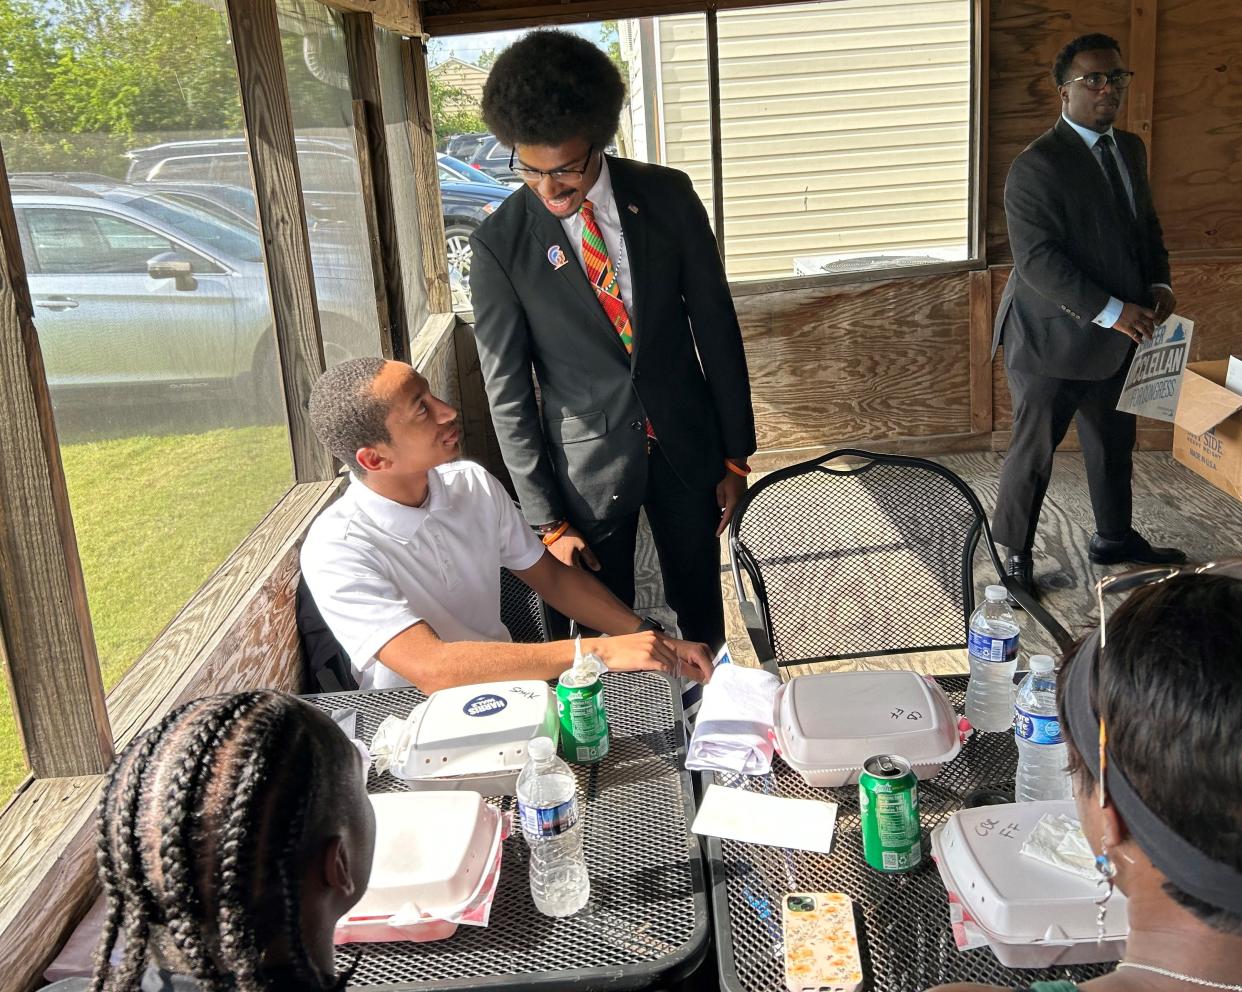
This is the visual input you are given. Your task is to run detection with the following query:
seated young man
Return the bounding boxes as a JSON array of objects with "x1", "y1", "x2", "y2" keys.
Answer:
[{"x1": 301, "y1": 357, "x2": 715, "y2": 694}]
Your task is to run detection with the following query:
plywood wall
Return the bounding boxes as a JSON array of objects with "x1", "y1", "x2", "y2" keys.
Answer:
[{"x1": 750, "y1": 0, "x2": 1242, "y2": 457}]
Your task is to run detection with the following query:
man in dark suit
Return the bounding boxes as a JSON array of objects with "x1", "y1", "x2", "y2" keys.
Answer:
[
  {"x1": 468, "y1": 30, "x2": 755, "y2": 648},
  {"x1": 993, "y1": 32, "x2": 1185, "y2": 597}
]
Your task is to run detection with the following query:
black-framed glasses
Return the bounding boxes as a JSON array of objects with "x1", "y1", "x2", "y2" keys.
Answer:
[
  {"x1": 1064, "y1": 70, "x2": 1135, "y2": 91},
  {"x1": 509, "y1": 145, "x2": 596, "y2": 183}
]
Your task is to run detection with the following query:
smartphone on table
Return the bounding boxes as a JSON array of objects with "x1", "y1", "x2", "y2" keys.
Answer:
[{"x1": 782, "y1": 892, "x2": 864, "y2": 992}]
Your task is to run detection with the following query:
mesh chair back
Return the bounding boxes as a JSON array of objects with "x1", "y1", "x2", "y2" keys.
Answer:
[
  {"x1": 500, "y1": 567, "x2": 550, "y2": 643},
  {"x1": 731, "y1": 450, "x2": 987, "y2": 666}
]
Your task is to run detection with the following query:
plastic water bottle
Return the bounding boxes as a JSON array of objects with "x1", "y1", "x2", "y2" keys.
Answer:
[
  {"x1": 964, "y1": 585, "x2": 1020, "y2": 732},
  {"x1": 1014, "y1": 655, "x2": 1073, "y2": 802},
  {"x1": 516, "y1": 736, "x2": 590, "y2": 916}
]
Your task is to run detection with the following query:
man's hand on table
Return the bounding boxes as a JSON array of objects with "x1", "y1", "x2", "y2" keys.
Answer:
[{"x1": 590, "y1": 632, "x2": 714, "y2": 683}]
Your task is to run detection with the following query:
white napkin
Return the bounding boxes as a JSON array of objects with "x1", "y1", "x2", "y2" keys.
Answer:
[
  {"x1": 1019, "y1": 813, "x2": 1097, "y2": 881},
  {"x1": 685, "y1": 662, "x2": 781, "y2": 775}
]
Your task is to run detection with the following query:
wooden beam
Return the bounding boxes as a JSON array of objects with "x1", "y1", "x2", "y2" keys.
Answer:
[
  {"x1": 344, "y1": 13, "x2": 411, "y2": 363},
  {"x1": 1128, "y1": 0, "x2": 1158, "y2": 170},
  {"x1": 351, "y1": 98, "x2": 396, "y2": 359},
  {"x1": 969, "y1": 0, "x2": 989, "y2": 262},
  {"x1": 421, "y1": 0, "x2": 820, "y2": 35},
  {"x1": 320, "y1": 0, "x2": 420, "y2": 35},
  {"x1": 226, "y1": 0, "x2": 334, "y2": 483},
  {"x1": 0, "y1": 149, "x2": 113, "y2": 779},
  {"x1": 969, "y1": 268, "x2": 994, "y2": 434},
  {"x1": 400, "y1": 36, "x2": 453, "y2": 314},
  {"x1": 705, "y1": 8, "x2": 725, "y2": 260}
]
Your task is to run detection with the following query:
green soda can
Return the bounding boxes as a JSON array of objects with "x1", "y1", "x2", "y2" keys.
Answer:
[
  {"x1": 858, "y1": 753, "x2": 922, "y2": 872},
  {"x1": 556, "y1": 645, "x2": 610, "y2": 765}
]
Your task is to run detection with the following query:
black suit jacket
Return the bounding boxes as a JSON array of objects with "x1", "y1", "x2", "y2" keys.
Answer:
[
  {"x1": 469, "y1": 156, "x2": 755, "y2": 540},
  {"x1": 993, "y1": 118, "x2": 1170, "y2": 380}
]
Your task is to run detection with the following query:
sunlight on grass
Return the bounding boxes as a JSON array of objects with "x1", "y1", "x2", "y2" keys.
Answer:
[{"x1": 1, "y1": 425, "x2": 291, "y2": 799}]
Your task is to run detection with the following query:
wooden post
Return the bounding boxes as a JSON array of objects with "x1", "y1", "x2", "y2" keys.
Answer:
[
  {"x1": 705, "y1": 8, "x2": 726, "y2": 261},
  {"x1": 225, "y1": 0, "x2": 334, "y2": 483},
  {"x1": 969, "y1": 269, "x2": 994, "y2": 434},
  {"x1": 1128, "y1": 0, "x2": 1158, "y2": 171},
  {"x1": 0, "y1": 150, "x2": 113, "y2": 778},
  {"x1": 317, "y1": 0, "x2": 419, "y2": 35},
  {"x1": 400, "y1": 37, "x2": 453, "y2": 315},
  {"x1": 352, "y1": 98, "x2": 398, "y2": 360},
  {"x1": 344, "y1": 13, "x2": 410, "y2": 362}
]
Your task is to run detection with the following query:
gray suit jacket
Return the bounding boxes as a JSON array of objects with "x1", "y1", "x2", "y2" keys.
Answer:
[
  {"x1": 468, "y1": 157, "x2": 755, "y2": 541},
  {"x1": 994, "y1": 118, "x2": 1171, "y2": 380}
]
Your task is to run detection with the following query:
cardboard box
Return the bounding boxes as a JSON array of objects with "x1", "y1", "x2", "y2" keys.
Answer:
[{"x1": 1172, "y1": 360, "x2": 1242, "y2": 501}]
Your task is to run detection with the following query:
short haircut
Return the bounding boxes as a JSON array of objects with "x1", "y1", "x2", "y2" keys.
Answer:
[
  {"x1": 309, "y1": 357, "x2": 391, "y2": 474},
  {"x1": 481, "y1": 29, "x2": 625, "y2": 149},
  {"x1": 1058, "y1": 574, "x2": 1242, "y2": 934},
  {"x1": 1053, "y1": 32, "x2": 1122, "y2": 85}
]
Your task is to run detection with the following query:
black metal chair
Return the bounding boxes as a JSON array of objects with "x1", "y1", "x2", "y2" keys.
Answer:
[
  {"x1": 299, "y1": 568, "x2": 551, "y2": 692},
  {"x1": 728, "y1": 448, "x2": 1072, "y2": 676}
]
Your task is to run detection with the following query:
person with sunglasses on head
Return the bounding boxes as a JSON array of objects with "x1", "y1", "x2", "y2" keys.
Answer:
[
  {"x1": 44, "y1": 690, "x2": 376, "y2": 992},
  {"x1": 992, "y1": 33, "x2": 1184, "y2": 603},
  {"x1": 467, "y1": 29, "x2": 755, "y2": 652},
  {"x1": 932, "y1": 563, "x2": 1242, "y2": 992}
]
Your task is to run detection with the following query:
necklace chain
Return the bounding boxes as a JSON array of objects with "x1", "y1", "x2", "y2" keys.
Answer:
[{"x1": 1117, "y1": 962, "x2": 1242, "y2": 991}]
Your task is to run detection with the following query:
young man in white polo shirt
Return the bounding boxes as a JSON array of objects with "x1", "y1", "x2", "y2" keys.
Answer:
[{"x1": 300, "y1": 357, "x2": 715, "y2": 693}]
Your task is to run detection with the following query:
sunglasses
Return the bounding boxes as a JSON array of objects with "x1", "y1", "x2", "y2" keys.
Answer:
[{"x1": 1091, "y1": 557, "x2": 1242, "y2": 809}]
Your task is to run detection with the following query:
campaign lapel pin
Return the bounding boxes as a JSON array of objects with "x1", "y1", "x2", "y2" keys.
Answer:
[
  {"x1": 547, "y1": 244, "x2": 569, "y2": 270},
  {"x1": 627, "y1": 204, "x2": 639, "y2": 214}
]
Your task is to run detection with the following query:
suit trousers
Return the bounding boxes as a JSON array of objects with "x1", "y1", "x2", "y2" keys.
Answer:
[
  {"x1": 992, "y1": 363, "x2": 1136, "y2": 553},
  {"x1": 547, "y1": 443, "x2": 725, "y2": 649}
]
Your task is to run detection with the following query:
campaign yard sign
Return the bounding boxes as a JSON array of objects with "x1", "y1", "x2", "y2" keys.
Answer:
[{"x1": 1116, "y1": 314, "x2": 1195, "y2": 422}]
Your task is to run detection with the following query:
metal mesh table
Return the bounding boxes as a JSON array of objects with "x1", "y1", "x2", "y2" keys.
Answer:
[
  {"x1": 707, "y1": 675, "x2": 1114, "y2": 992},
  {"x1": 310, "y1": 672, "x2": 708, "y2": 991}
]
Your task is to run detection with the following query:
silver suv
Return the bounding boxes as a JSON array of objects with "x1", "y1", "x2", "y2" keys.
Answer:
[{"x1": 11, "y1": 176, "x2": 376, "y2": 411}]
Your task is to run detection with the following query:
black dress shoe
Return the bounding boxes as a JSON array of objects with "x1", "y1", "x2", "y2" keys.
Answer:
[
  {"x1": 1004, "y1": 551, "x2": 1039, "y2": 601},
  {"x1": 1088, "y1": 529, "x2": 1188, "y2": 566}
]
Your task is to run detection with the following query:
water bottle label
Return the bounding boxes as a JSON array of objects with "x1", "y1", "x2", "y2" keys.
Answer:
[
  {"x1": 1014, "y1": 707, "x2": 1064, "y2": 745},
  {"x1": 518, "y1": 798, "x2": 579, "y2": 840},
  {"x1": 968, "y1": 630, "x2": 1018, "y2": 663}
]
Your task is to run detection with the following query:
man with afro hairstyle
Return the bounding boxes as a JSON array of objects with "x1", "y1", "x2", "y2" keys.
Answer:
[{"x1": 469, "y1": 29, "x2": 755, "y2": 650}]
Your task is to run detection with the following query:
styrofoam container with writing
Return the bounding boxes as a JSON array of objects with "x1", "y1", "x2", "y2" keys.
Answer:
[
  {"x1": 336, "y1": 791, "x2": 504, "y2": 943},
  {"x1": 773, "y1": 671, "x2": 961, "y2": 787},
  {"x1": 931, "y1": 799, "x2": 1128, "y2": 967},
  {"x1": 373, "y1": 680, "x2": 558, "y2": 794}
]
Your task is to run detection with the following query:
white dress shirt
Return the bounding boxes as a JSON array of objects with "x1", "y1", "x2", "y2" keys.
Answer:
[
  {"x1": 1060, "y1": 113, "x2": 1170, "y2": 328},
  {"x1": 559, "y1": 156, "x2": 635, "y2": 311},
  {"x1": 299, "y1": 461, "x2": 545, "y2": 690}
]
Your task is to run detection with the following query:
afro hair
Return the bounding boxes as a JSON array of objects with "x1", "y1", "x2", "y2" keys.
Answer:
[{"x1": 481, "y1": 29, "x2": 625, "y2": 150}]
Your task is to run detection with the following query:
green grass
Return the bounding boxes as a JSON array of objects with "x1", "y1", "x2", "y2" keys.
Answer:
[{"x1": 1, "y1": 425, "x2": 291, "y2": 799}]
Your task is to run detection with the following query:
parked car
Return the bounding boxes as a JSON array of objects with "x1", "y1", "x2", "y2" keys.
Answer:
[
  {"x1": 439, "y1": 180, "x2": 512, "y2": 306},
  {"x1": 441, "y1": 132, "x2": 490, "y2": 163},
  {"x1": 7, "y1": 176, "x2": 376, "y2": 411},
  {"x1": 437, "y1": 152, "x2": 506, "y2": 187},
  {"x1": 467, "y1": 136, "x2": 520, "y2": 186}
]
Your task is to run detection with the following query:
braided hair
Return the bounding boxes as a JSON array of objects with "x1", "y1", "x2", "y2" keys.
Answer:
[{"x1": 90, "y1": 691, "x2": 367, "y2": 992}]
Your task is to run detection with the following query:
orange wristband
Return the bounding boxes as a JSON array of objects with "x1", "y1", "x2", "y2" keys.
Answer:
[
  {"x1": 725, "y1": 459, "x2": 751, "y2": 478},
  {"x1": 541, "y1": 520, "x2": 570, "y2": 546}
]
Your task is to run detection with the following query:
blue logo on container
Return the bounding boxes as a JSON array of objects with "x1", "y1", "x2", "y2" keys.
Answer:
[{"x1": 463, "y1": 693, "x2": 508, "y2": 717}]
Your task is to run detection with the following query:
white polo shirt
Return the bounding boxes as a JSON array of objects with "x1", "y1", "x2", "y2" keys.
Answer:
[{"x1": 300, "y1": 461, "x2": 546, "y2": 690}]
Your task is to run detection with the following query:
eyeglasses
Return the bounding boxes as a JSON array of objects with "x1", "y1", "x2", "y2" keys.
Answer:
[
  {"x1": 509, "y1": 145, "x2": 596, "y2": 183},
  {"x1": 1064, "y1": 70, "x2": 1135, "y2": 91},
  {"x1": 1091, "y1": 557, "x2": 1242, "y2": 807}
]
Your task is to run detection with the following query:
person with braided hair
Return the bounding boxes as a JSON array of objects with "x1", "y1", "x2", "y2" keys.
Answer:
[{"x1": 46, "y1": 690, "x2": 375, "y2": 992}]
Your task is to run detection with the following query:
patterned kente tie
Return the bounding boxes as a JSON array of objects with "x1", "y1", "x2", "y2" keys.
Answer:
[{"x1": 579, "y1": 199, "x2": 633, "y2": 353}]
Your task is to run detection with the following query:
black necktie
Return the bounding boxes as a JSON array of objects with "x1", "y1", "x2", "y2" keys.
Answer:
[{"x1": 1097, "y1": 134, "x2": 1134, "y2": 221}]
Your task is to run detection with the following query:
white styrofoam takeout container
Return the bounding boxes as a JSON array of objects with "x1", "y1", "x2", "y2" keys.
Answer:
[
  {"x1": 931, "y1": 799, "x2": 1129, "y2": 967},
  {"x1": 337, "y1": 791, "x2": 504, "y2": 943},
  {"x1": 773, "y1": 671, "x2": 961, "y2": 787},
  {"x1": 377, "y1": 680, "x2": 558, "y2": 794}
]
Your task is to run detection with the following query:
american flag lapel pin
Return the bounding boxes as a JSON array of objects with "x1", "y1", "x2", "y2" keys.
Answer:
[{"x1": 547, "y1": 244, "x2": 569, "y2": 270}]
